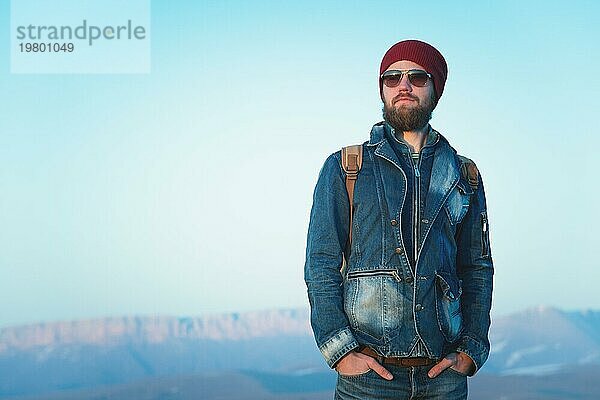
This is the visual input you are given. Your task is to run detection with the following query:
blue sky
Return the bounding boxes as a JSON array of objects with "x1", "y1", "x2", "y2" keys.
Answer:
[{"x1": 0, "y1": 0, "x2": 598, "y2": 328}]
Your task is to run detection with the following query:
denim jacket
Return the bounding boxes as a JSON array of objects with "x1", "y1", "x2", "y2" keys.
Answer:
[{"x1": 304, "y1": 122, "x2": 494, "y2": 375}]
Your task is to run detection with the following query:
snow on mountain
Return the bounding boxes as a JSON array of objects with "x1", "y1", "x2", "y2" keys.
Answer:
[
  {"x1": 486, "y1": 306, "x2": 600, "y2": 374},
  {"x1": 1, "y1": 305, "x2": 599, "y2": 377},
  {"x1": 0, "y1": 309, "x2": 311, "y2": 353}
]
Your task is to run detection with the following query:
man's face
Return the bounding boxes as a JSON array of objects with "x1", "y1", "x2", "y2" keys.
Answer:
[{"x1": 381, "y1": 60, "x2": 437, "y2": 132}]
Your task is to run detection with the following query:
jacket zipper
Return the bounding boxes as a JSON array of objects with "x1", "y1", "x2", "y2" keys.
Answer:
[
  {"x1": 387, "y1": 127, "x2": 439, "y2": 272},
  {"x1": 346, "y1": 269, "x2": 401, "y2": 282},
  {"x1": 410, "y1": 131, "x2": 438, "y2": 265},
  {"x1": 481, "y1": 211, "x2": 490, "y2": 257},
  {"x1": 410, "y1": 154, "x2": 422, "y2": 268}
]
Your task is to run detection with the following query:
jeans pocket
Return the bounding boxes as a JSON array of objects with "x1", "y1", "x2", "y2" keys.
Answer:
[
  {"x1": 338, "y1": 368, "x2": 373, "y2": 379},
  {"x1": 446, "y1": 366, "x2": 468, "y2": 378}
]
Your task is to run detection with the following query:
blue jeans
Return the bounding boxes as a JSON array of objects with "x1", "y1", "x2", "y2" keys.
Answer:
[{"x1": 335, "y1": 365, "x2": 467, "y2": 400}]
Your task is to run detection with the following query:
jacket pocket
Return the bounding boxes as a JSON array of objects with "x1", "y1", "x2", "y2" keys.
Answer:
[
  {"x1": 344, "y1": 269, "x2": 402, "y2": 342},
  {"x1": 434, "y1": 271, "x2": 463, "y2": 343},
  {"x1": 444, "y1": 182, "x2": 472, "y2": 226}
]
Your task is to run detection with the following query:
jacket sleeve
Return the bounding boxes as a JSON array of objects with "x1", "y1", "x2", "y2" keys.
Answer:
[
  {"x1": 454, "y1": 171, "x2": 494, "y2": 375},
  {"x1": 304, "y1": 152, "x2": 359, "y2": 368}
]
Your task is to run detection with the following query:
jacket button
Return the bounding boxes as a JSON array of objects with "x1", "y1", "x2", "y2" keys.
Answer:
[
  {"x1": 405, "y1": 276, "x2": 414, "y2": 284},
  {"x1": 394, "y1": 247, "x2": 403, "y2": 254},
  {"x1": 421, "y1": 219, "x2": 429, "y2": 224},
  {"x1": 415, "y1": 304, "x2": 423, "y2": 312},
  {"x1": 391, "y1": 219, "x2": 398, "y2": 226}
]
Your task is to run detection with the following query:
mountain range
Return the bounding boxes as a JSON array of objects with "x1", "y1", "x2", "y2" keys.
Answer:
[{"x1": 1, "y1": 306, "x2": 599, "y2": 399}]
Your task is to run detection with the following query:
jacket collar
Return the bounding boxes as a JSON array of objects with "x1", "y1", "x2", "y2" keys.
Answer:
[
  {"x1": 366, "y1": 122, "x2": 446, "y2": 170},
  {"x1": 366, "y1": 122, "x2": 387, "y2": 146},
  {"x1": 367, "y1": 122, "x2": 440, "y2": 149}
]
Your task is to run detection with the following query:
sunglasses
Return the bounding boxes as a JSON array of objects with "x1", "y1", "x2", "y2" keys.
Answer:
[{"x1": 381, "y1": 69, "x2": 432, "y2": 88}]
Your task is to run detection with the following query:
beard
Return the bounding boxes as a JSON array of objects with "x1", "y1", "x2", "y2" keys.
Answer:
[{"x1": 382, "y1": 92, "x2": 436, "y2": 132}]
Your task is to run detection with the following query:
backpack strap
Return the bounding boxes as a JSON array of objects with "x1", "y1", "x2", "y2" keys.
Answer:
[
  {"x1": 457, "y1": 155, "x2": 479, "y2": 191},
  {"x1": 340, "y1": 145, "x2": 363, "y2": 271}
]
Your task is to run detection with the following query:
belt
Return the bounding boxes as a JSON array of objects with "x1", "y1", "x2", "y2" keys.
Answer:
[{"x1": 359, "y1": 347, "x2": 436, "y2": 367}]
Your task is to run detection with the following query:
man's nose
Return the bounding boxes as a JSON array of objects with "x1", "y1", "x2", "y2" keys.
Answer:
[{"x1": 397, "y1": 74, "x2": 412, "y2": 91}]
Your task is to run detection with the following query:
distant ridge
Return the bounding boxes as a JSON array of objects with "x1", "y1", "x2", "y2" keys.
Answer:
[
  {"x1": 1, "y1": 306, "x2": 600, "y2": 398},
  {"x1": 0, "y1": 309, "x2": 311, "y2": 352},
  {"x1": 487, "y1": 306, "x2": 600, "y2": 374},
  {"x1": 2, "y1": 306, "x2": 600, "y2": 356},
  {"x1": 3, "y1": 306, "x2": 600, "y2": 354}
]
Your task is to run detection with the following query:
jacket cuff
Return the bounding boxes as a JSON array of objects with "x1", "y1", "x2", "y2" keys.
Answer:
[
  {"x1": 318, "y1": 327, "x2": 359, "y2": 368},
  {"x1": 455, "y1": 335, "x2": 489, "y2": 376}
]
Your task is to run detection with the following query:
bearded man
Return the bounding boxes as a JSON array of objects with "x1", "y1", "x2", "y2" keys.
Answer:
[{"x1": 304, "y1": 40, "x2": 494, "y2": 399}]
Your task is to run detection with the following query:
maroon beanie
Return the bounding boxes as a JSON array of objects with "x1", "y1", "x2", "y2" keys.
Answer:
[{"x1": 379, "y1": 40, "x2": 448, "y2": 101}]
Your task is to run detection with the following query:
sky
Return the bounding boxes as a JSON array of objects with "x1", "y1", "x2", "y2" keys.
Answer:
[{"x1": 0, "y1": 0, "x2": 599, "y2": 329}]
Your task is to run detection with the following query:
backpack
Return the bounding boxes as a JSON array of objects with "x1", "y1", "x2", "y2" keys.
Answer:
[{"x1": 339, "y1": 145, "x2": 362, "y2": 274}]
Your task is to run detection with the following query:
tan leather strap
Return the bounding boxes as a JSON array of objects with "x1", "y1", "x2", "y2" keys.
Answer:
[
  {"x1": 341, "y1": 145, "x2": 363, "y2": 271},
  {"x1": 457, "y1": 155, "x2": 479, "y2": 191}
]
